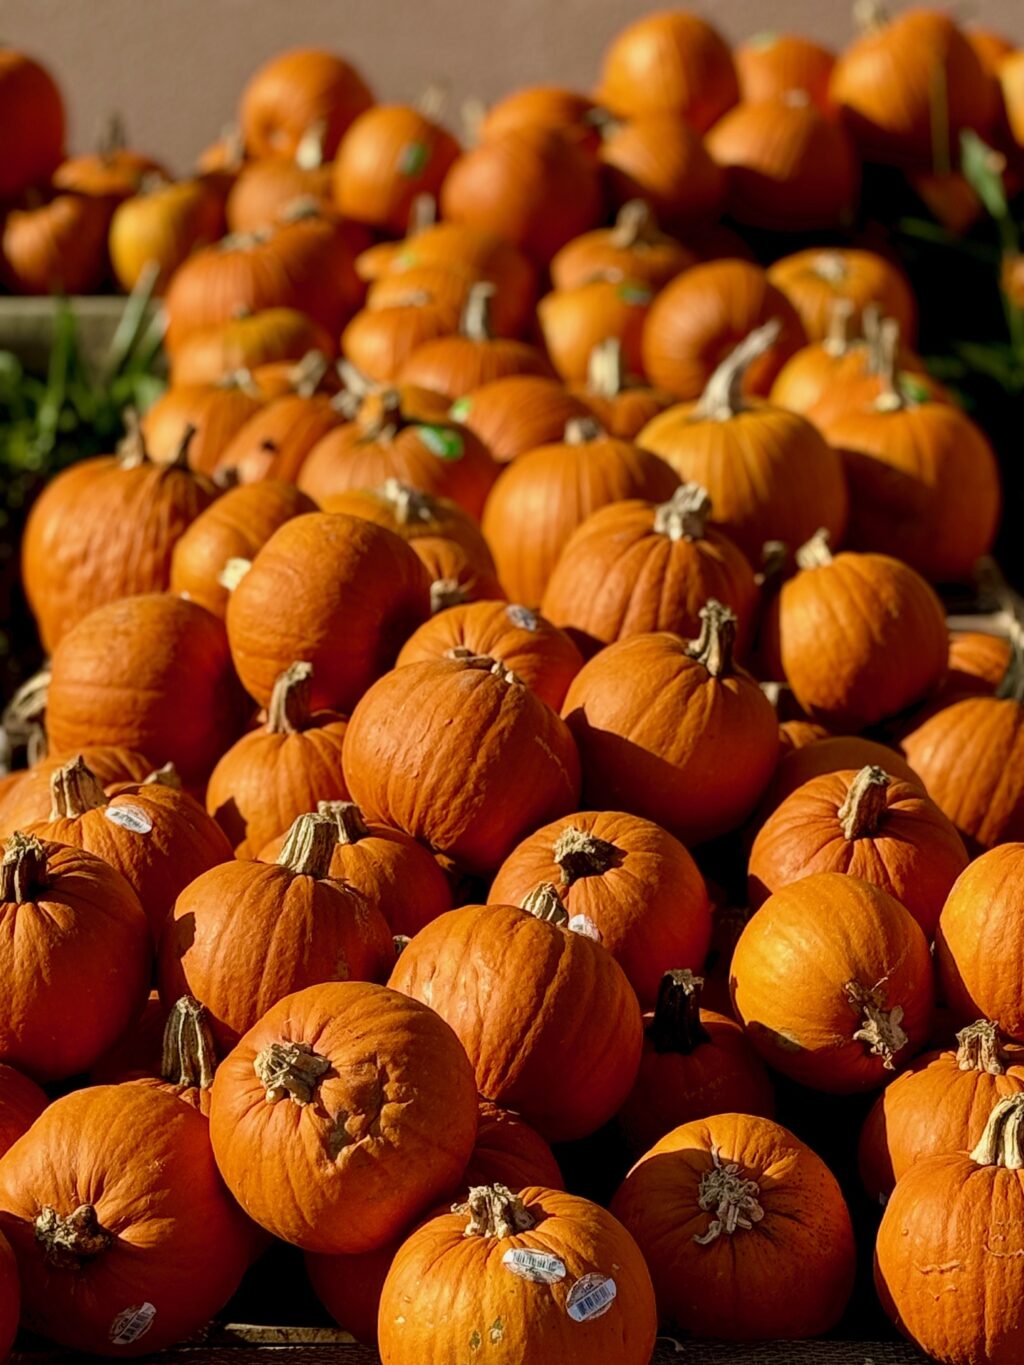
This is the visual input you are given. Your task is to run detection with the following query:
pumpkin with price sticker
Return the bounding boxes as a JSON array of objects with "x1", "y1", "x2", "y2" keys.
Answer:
[
  {"x1": 377, "y1": 1184, "x2": 656, "y2": 1364},
  {"x1": 0, "y1": 747, "x2": 157, "y2": 841}
]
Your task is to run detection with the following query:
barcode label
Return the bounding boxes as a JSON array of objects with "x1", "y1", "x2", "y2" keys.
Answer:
[
  {"x1": 566, "y1": 1274, "x2": 617, "y2": 1322},
  {"x1": 502, "y1": 1248, "x2": 566, "y2": 1283},
  {"x1": 567, "y1": 914, "x2": 602, "y2": 942},
  {"x1": 104, "y1": 804, "x2": 153, "y2": 835},
  {"x1": 109, "y1": 1302, "x2": 156, "y2": 1345}
]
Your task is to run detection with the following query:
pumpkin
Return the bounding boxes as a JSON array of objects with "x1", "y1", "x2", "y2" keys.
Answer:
[
  {"x1": 87, "y1": 990, "x2": 168, "y2": 1087},
  {"x1": 0, "y1": 1084, "x2": 254, "y2": 1355},
  {"x1": 365, "y1": 261, "x2": 481, "y2": 329},
  {"x1": 731, "y1": 872, "x2": 934, "y2": 1091},
  {"x1": 109, "y1": 176, "x2": 226, "y2": 293},
  {"x1": 943, "y1": 629, "x2": 1012, "y2": 700},
  {"x1": 0, "y1": 1064, "x2": 47, "y2": 1160},
  {"x1": 378, "y1": 1184, "x2": 657, "y2": 1365},
  {"x1": 0, "y1": 51, "x2": 64, "y2": 198},
  {"x1": 637, "y1": 324, "x2": 847, "y2": 564},
  {"x1": 749, "y1": 764, "x2": 968, "y2": 935},
  {"x1": 440, "y1": 126, "x2": 604, "y2": 265},
  {"x1": 47, "y1": 594, "x2": 248, "y2": 788},
  {"x1": 215, "y1": 389, "x2": 343, "y2": 484},
  {"x1": 617, "y1": 970, "x2": 774, "y2": 1158},
  {"x1": 344, "y1": 652, "x2": 580, "y2": 877},
  {"x1": 642, "y1": 258, "x2": 807, "y2": 401},
  {"x1": 756, "y1": 734, "x2": 924, "y2": 821},
  {"x1": 397, "y1": 601, "x2": 582, "y2": 711},
  {"x1": 307, "y1": 1239, "x2": 398, "y2": 1348},
  {"x1": 0, "y1": 747, "x2": 156, "y2": 842},
  {"x1": 333, "y1": 105, "x2": 459, "y2": 234},
  {"x1": 562, "y1": 602, "x2": 778, "y2": 844},
  {"x1": 204, "y1": 661, "x2": 350, "y2": 857},
  {"x1": 209, "y1": 979, "x2": 477, "y2": 1251},
  {"x1": 95, "y1": 993, "x2": 217, "y2": 1117},
  {"x1": 541, "y1": 483, "x2": 759, "y2": 658},
  {"x1": 170, "y1": 480, "x2": 317, "y2": 618},
  {"x1": 537, "y1": 277, "x2": 653, "y2": 384},
  {"x1": 21, "y1": 421, "x2": 218, "y2": 652},
  {"x1": 341, "y1": 297, "x2": 456, "y2": 384},
  {"x1": 249, "y1": 346, "x2": 345, "y2": 400},
  {"x1": 610, "y1": 1113, "x2": 855, "y2": 1339},
  {"x1": 297, "y1": 391, "x2": 499, "y2": 520},
  {"x1": 414, "y1": 539, "x2": 508, "y2": 612},
  {"x1": 226, "y1": 511, "x2": 431, "y2": 711},
  {"x1": 257, "y1": 799, "x2": 452, "y2": 939},
  {"x1": 225, "y1": 131, "x2": 334, "y2": 234},
  {"x1": 765, "y1": 531, "x2": 948, "y2": 730},
  {"x1": 875, "y1": 1093, "x2": 1024, "y2": 1365},
  {"x1": 449, "y1": 374, "x2": 591, "y2": 465},
  {"x1": 778, "y1": 718, "x2": 831, "y2": 754},
  {"x1": 489, "y1": 809, "x2": 711, "y2": 1008},
  {"x1": 319, "y1": 480, "x2": 495, "y2": 570},
  {"x1": 390, "y1": 900, "x2": 641, "y2": 1141},
  {"x1": 0, "y1": 834, "x2": 150, "y2": 1082},
  {"x1": 1000, "y1": 51, "x2": 1024, "y2": 149},
  {"x1": 705, "y1": 93, "x2": 858, "y2": 230},
  {"x1": 467, "y1": 1102, "x2": 565, "y2": 1192},
  {"x1": 140, "y1": 377, "x2": 265, "y2": 476},
  {"x1": 735, "y1": 32, "x2": 836, "y2": 111},
  {"x1": 859, "y1": 1019, "x2": 1024, "y2": 1203},
  {"x1": 551, "y1": 201, "x2": 695, "y2": 292},
  {"x1": 768, "y1": 299, "x2": 878, "y2": 414},
  {"x1": 570, "y1": 337, "x2": 674, "y2": 438},
  {"x1": 0, "y1": 190, "x2": 110, "y2": 296},
  {"x1": 598, "y1": 11, "x2": 739, "y2": 130},
  {"x1": 830, "y1": 7, "x2": 997, "y2": 167},
  {"x1": 968, "y1": 27, "x2": 1015, "y2": 76},
  {"x1": 239, "y1": 48, "x2": 374, "y2": 160},
  {"x1": 479, "y1": 85, "x2": 601, "y2": 148},
  {"x1": 158, "y1": 811, "x2": 394, "y2": 1051},
  {"x1": 599, "y1": 116, "x2": 726, "y2": 227},
  {"x1": 26, "y1": 755, "x2": 233, "y2": 943},
  {"x1": 170, "y1": 308, "x2": 335, "y2": 387},
  {"x1": 767, "y1": 247, "x2": 918, "y2": 343},
  {"x1": 481, "y1": 416, "x2": 679, "y2": 606},
  {"x1": 265, "y1": 202, "x2": 365, "y2": 332}
]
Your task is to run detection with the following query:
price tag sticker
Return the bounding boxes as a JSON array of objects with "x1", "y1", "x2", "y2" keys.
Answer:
[
  {"x1": 567, "y1": 914, "x2": 602, "y2": 942},
  {"x1": 505, "y1": 604, "x2": 538, "y2": 631},
  {"x1": 109, "y1": 1303, "x2": 157, "y2": 1346},
  {"x1": 104, "y1": 804, "x2": 153, "y2": 835},
  {"x1": 566, "y1": 1274, "x2": 617, "y2": 1322},
  {"x1": 502, "y1": 1247, "x2": 567, "y2": 1284}
]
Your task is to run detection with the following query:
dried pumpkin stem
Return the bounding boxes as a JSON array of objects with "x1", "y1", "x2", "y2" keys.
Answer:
[
  {"x1": 521, "y1": 883, "x2": 569, "y2": 926},
  {"x1": 167, "y1": 422, "x2": 198, "y2": 470},
  {"x1": 460, "y1": 281, "x2": 496, "y2": 341},
  {"x1": 445, "y1": 647, "x2": 522, "y2": 686},
  {"x1": 143, "y1": 762, "x2": 182, "y2": 789},
  {"x1": 254, "y1": 1040, "x2": 331, "y2": 1105},
  {"x1": 564, "y1": 415, "x2": 604, "y2": 446},
  {"x1": 49, "y1": 756, "x2": 107, "y2": 820},
  {"x1": 455, "y1": 1184, "x2": 536, "y2": 1239},
  {"x1": 653, "y1": 484, "x2": 712, "y2": 542},
  {"x1": 290, "y1": 349, "x2": 331, "y2": 398},
  {"x1": 837, "y1": 766, "x2": 891, "y2": 839},
  {"x1": 553, "y1": 826, "x2": 621, "y2": 884},
  {"x1": 845, "y1": 980, "x2": 907, "y2": 1070},
  {"x1": 956, "y1": 1020, "x2": 1007, "y2": 1076},
  {"x1": 685, "y1": 600, "x2": 737, "y2": 680},
  {"x1": 431, "y1": 578, "x2": 468, "y2": 613},
  {"x1": 117, "y1": 408, "x2": 149, "y2": 467},
  {"x1": 294, "y1": 119, "x2": 327, "y2": 171},
  {"x1": 824, "y1": 298, "x2": 856, "y2": 357},
  {"x1": 357, "y1": 388, "x2": 407, "y2": 442},
  {"x1": 609, "y1": 199, "x2": 660, "y2": 249},
  {"x1": 695, "y1": 319, "x2": 782, "y2": 421},
  {"x1": 873, "y1": 319, "x2": 904, "y2": 412},
  {"x1": 795, "y1": 528, "x2": 834, "y2": 570},
  {"x1": 267, "y1": 661, "x2": 314, "y2": 735},
  {"x1": 651, "y1": 969, "x2": 711, "y2": 1055},
  {"x1": 35, "y1": 1204, "x2": 112, "y2": 1270},
  {"x1": 811, "y1": 251, "x2": 849, "y2": 285},
  {"x1": 586, "y1": 337, "x2": 627, "y2": 397},
  {"x1": 381, "y1": 478, "x2": 437, "y2": 525},
  {"x1": 276, "y1": 812, "x2": 339, "y2": 879},
  {"x1": 317, "y1": 800, "x2": 370, "y2": 846},
  {"x1": 969, "y1": 1093, "x2": 1024, "y2": 1168},
  {"x1": 409, "y1": 192, "x2": 437, "y2": 235},
  {"x1": 693, "y1": 1145, "x2": 764, "y2": 1245},
  {"x1": 996, "y1": 625, "x2": 1024, "y2": 704},
  {"x1": 0, "y1": 832, "x2": 48, "y2": 903},
  {"x1": 162, "y1": 995, "x2": 218, "y2": 1090}
]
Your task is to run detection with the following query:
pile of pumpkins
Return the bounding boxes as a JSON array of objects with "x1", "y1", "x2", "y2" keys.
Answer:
[{"x1": 2, "y1": 7, "x2": 1024, "y2": 1365}]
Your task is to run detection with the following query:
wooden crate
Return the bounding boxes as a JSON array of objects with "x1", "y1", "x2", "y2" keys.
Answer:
[{"x1": 0, "y1": 295, "x2": 161, "y2": 372}]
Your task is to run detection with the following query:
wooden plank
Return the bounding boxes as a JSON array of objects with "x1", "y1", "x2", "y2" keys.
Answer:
[{"x1": 0, "y1": 295, "x2": 160, "y2": 371}]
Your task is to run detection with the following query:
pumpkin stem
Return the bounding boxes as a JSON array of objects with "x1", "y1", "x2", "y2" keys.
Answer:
[
  {"x1": 460, "y1": 282, "x2": 496, "y2": 341},
  {"x1": 97, "y1": 110, "x2": 128, "y2": 160},
  {"x1": 586, "y1": 337, "x2": 627, "y2": 397},
  {"x1": 316, "y1": 800, "x2": 370, "y2": 846},
  {"x1": 431, "y1": 578, "x2": 469, "y2": 613},
  {"x1": 861, "y1": 303, "x2": 882, "y2": 356},
  {"x1": 996, "y1": 623, "x2": 1024, "y2": 704},
  {"x1": 969, "y1": 1093, "x2": 1024, "y2": 1169},
  {"x1": 795, "y1": 528, "x2": 834, "y2": 570},
  {"x1": 276, "y1": 812, "x2": 339, "y2": 879},
  {"x1": 693, "y1": 1144, "x2": 764, "y2": 1245},
  {"x1": 143, "y1": 761, "x2": 182, "y2": 789},
  {"x1": 553, "y1": 826, "x2": 621, "y2": 884},
  {"x1": 873, "y1": 318, "x2": 905, "y2": 412},
  {"x1": 695, "y1": 319, "x2": 782, "y2": 422},
  {"x1": 454, "y1": 1183, "x2": 536, "y2": 1239},
  {"x1": 956, "y1": 1019, "x2": 1007, "y2": 1076},
  {"x1": 651, "y1": 969, "x2": 711, "y2": 1055},
  {"x1": 844, "y1": 980, "x2": 908, "y2": 1070},
  {"x1": 609, "y1": 198, "x2": 660, "y2": 248},
  {"x1": 653, "y1": 484, "x2": 712, "y2": 542},
  {"x1": 219, "y1": 557, "x2": 253, "y2": 591},
  {"x1": 685, "y1": 600, "x2": 737, "y2": 680},
  {"x1": 837, "y1": 766, "x2": 891, "y2": 839},
  {"x1": 253, "y1": 1040, "x2": 331, "y2": 1105},
  {"x1": 267, "y1": 661, "x2": 314, "y2": 735},
  {"x1": 521, "y1": 883, "x2": 569, "y2": 926},
  {"x1": 34, "y1": 1204, "x2": 112, "y2": 1270},
  {"x1": 290, "y1": 349, "x2": 331, "y2": 398},
  {"x1": 294, "y1": 119, "x2": 327, "y2": 171},
  {"x1": 380, "y1": 478, "x2": 438, "y2": 525},
  {"x1": 564, "y1": 415, "x2": 604, "y2": 445},
  {"x1": 161, "y1": 995, "x2": 218, "y2": 1090},
  {"x1": 824, "y1": 298, "x2": 856, "y2": 357},
  {"x1": 357, "y1": 388, "x2": 406, "y2": 442},
  {"x1": 166, "y1": 422, "x2": 198, "y2": 471},
  {"x1": 445, "y1": 647, "x2": 523, "y2": 686},
  {"x1": 394, "y1": 933, "x2": 412, "y2": 956},
  {"x1": 811, "y1": 251, "x2": 849, "y2": 285},
  {"x1": 409, "y1": 193, "x2": 437, "y2": 235},
  {"x1": 117, "y1": 408, "x2": 149, "y2": 467},
  {"x1": 757, "y1": 539, "x2": 790, "y2": 589},
  {"x1": 852, "y1": 0, "x2": 889, "y2": 34},
  {"x1": 49, "y1": 755, "x2": 107, "y2": 820},
  {"x1": 0, "y1": 832, "x2": 48, "y2": 903}
]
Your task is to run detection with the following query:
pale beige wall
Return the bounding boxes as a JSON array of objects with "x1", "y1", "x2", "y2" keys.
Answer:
[{"x1": 3, "y1": 0, "x2": 1022, "y2": 173}]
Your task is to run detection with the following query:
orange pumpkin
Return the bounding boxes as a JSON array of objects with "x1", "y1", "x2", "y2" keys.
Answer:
[
  {"x1": 570, "y1": 337, "x2": 674, "y2": 438},
  {"x1": 967, "y1": 27, "x2": 1015, "y2": 77},
  {"x1": 466, "y1": 1101, "x2": 565, "y2": 1192},
  {"x1": 110, "y1": 175, "x2": 226, "y2": 293},
  {"x1": 169, "y1": 307, "x2": 335, "y2": 387},
  {"x1": 599, "y1": 114, "x2": 726, "y2": 226},
  {"x1": 239, "y1": 48, "x2": 374, "y2": 160},
  {"x1": 735, "y1": 32, "x2": 836, "y2": 111},
  {"x1": 0, "y1": 50, "x2": 65, "y2": 198},
  {"x1": 52, "y1": 123, "x2": 166, "y2": 204},
  {"x1": 413, "y1": 538, "x2": 508, "y2": 612},
  {"x1": 140, "y1": 377, "x2": 265, "y2": 476},
  {"x1": 943, "y1": 629, "x2": 1013, "y2": 701},
  {"x1": 333, "y1": 105, "x2": 459, "y2": 234},
  {"x1": 597, "y1": 11, "x2": 739, "y2": 130},
  {"x1": 936, "y1": 844, "x2": 1024, "y2": 1038},
  {"x1": 537, "y1": 277, "x2": 653, "y2": 384},
  {"x1": 1000, "y1": 51, "x2": 1024, "y2": 149},
  {"x1": 480, "y1": 85, "x2": 602, "y2": 149},
  {"x1": 0, "y1": 1064, "x2": 47, "y2": 1161},
  {"x1": 341, "y1": 296, "x2": 457, "y2": 384},
  {"x1": 768, "y1": 299, "x2": 878, "y2": 414},
  {"x1": 449, "y1": 374, "x2": 591, "y2": 464},
  {"x1": 767, "y1": 247, "x2": 917, "y2": 344},
  {"x1": 756, "y1": 734, "x2": 924, "y2": 822},
  {"x1": 216, "y1": 389, "x2": 343, "y2": 484},
  {"x1": 318, "y1": 481, "x2": 496, "y2": 574},
  {"x1": 225, "y1": 139, "x2": 334, "y2": 235},
  {"x1": 551, "y1": 200, "x2": 695, "y2": 292},
  {"x1": 0, "y1": 747, "x2": 157, "y2": 842},
  {"x1": 0, "y1": 191, "x2": 110, "y2": 296}
]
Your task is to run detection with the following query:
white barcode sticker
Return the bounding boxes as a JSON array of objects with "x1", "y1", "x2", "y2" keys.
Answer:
[
  {"x1": 109, "y1": 1302, "x2": 156, "y2": 1345},
  {"x1": 104, "y1": 804, "x2": 153, "y2": 835},
  {"x1": 502, "y1": 1247, "x2": 567, "y2": 1284},
  {"x1": 567, "y1": 915, "x2": 602, "y2": 942},
  {"x1": 566, "y1": 1273, "x2": 617, "y2": 1322},
  {"x1": 505, "y1": 604, "x2": 538, "y2": 631}
]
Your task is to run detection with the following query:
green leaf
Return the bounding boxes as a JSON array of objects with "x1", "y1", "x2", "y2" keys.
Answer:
[
  {"x1": 416, "y1": 425, "x2": 465, "y2": 460},
  {"x1": 960, "y1": 130, "x2": 1010, "y2": 224}
]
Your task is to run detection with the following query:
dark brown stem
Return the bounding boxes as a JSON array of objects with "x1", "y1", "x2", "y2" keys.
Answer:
[
  {"x1": 267, "y1": 661, "x2": 314, "y2": 735},
  {"x1": 970, "y1": 1093, "x2": 1024, "y2": 1167},
  {"x1": 695, "y1": 320, "x2": 781, "y2": 421},
  {"x1": 553, "y1": 826, "x2": 621, "y2": 885},
  {"x1": 521, "y1": 883, "x2": 569, "y2": 926},
  {"x1": 35, "y1": 1204, "x2": 112, "y2": 1270},
  {"x1": 49, "y1": 756, "x2": 107, "y2": 819},
  {"x1": 275, "y1": 812, "x2": 338, "y2": 878},
  {"x1": 454, "y1": 1184, "x2": 536, "y2": 1238},
  {"x1": 650, "y1": 969, "x2": 711, "y2": 1055},
  {"x1": 162, "y1": 996, "x2": 218, "y2": 1090},
  {"x1": 254, "y1": 1040, "x2": 331, "y2": 1104},
  {"x1": 460, "y1": 282, "x2": 496, "y2": 341},
  {"x1": 0, "y1": 832, "x2": 48, "y2": 903},
  {"x1": 795, "y1": 528, "x2": 834, "y2": 570},
  {"x1": 956, "y1": 1020, "x2": 1007, "y2": 1076},
  {"x1": 317, "y1": 800, "x2": 370, "y2": 845},
  {"x1": 167, "y1": 422, "x2": 198, "y2": 471},
  {"x1": 837, "y1": 766, "x2": 891, "y2": 839},
  {"x1": 685, "y1": 600, "x2": 737, "y2": 679},
  {"x1": 653, "y1": 485, "x2": 712, "y2": 542}
]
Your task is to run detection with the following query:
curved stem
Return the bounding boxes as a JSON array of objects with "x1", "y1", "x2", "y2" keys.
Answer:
[
  {"x1": 795, "y1": 528, "x2": 834, "y2": 570},
  {"x1": 695, "y1": 320, "x2": 781, "y2": 422},
  {"x1": 460, "y1": 282, "x2": 496, "y2": 341},
  {"x1": 653, "y1": 484, "x2": 712, "y2": 542},
  {"x1": 267, "y1": 661, "x2": 313, "y2": 735},
  {"x1": 693, "y1": 1145, "x2": 764, "y2": 1245},
  {"x1": 317, "y1": 800, "x2": 370, "y2": 846},
  {"x1": 381, "y1": 478, "x2": 437, "y2": 525},
  {"x1": 873, "y1": 318, "x2": 904, "y2": 412},
  {"x1": 454, "y1": 1184, "x2": 536, "y2": 1238},
  {"x1": 609, "y1": 199, "x2": 663, "y2": 248},
  {"x1": 521, "y1": 883, "x2": 569, "y2": 926},
  {"x1": 970, "y1": 1093, "x2": 1024, "y2": 1168},
  {"x1": 143, "y1": 762, "x2": 182, "y2": 789},
  {"x1": 553, "y1": 826, "x2": 621, "y2": 884},
  {"x1": 845, "y1": 980, "x2": 908, "y2": 1070},
  {"x1": 162, "y1": 995, "x2": 218, "y2": 1090},
  {"x1": 254, "y1": 1040, "x2": 331, "y2": 1105},
  {"x1": 49, "y1": 756, "x2": 107, "y2": 819},
  {"x1": 35, "y1": 1204, "x2": 112, "y2": 1270},
  {"x1": 650, "y1": 969, "x2": 711, "y2": 1055},
  {"x1": 956, "y1": 1020, "x2": 1007, "y2": 1076},
  {"x1": 996, "y1": 623, "x2": 1024, "y2": 703},
  {"x1": 357, "y1": 388, "x2": 407, "y2": 442},
  {"x1": 0, "y1": 832, "x2": 47, "y2": 903},
  {"x1": 275, "y1": 812, "x2": 338, "y2": 879},
  {"x1": 837, "y1": 766, "x2": 891, "y2": 839},
  {"x1": 684, "y1": 600, "x2": 737, "y2": 679}
]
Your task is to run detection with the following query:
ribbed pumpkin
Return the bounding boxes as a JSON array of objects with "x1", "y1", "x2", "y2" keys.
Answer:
[
  {"x1": 943, "y1": 630, "x2": 1013, "y2": 701},
  {"x1": 570, "y1": 337, "x2": 674, "y2": 438},
  {"x1": 140, "y1": 377, "x2": 264, "y2": 476},
  {"x1": 0, "y1": 747, "x2": 156, "y2": 841},
  {"x1": 0, "y1": 1063, "x2": 47, "y2": 1160},
  {"x1": 767, "y1": 247, "x2": 917, "y2": 343},
  {"x1": 226, "y1": 511, "x2": 431, "y2": 711},
  {"x1": 109, "y1": 175, "x2": 226, "y2": 292},
  {"x1": 306, "y1": 1239, "x2": 398, "y2": 1348},
  {"x1": 257, "y1": 799, "x2": 452, "y2": 939},
  {"x1": 859, "y1": 1019, "x2": 1024, "y2": 1203},
  {"x1": 765, "y1": 531, "x2": 948, "y2": 730},
  {"x1": 449, "y1": 374, "x2": 591, "y2": 465},
  {"x1": 170, "y1": 308, "x2": 335, "y2": 386},
  {"x1": 379, "y1": 1184, "x2": 657, "y2": 1365},
  {"x1": 318, "y1": 481, "x2": 496, "y2": 574},
  {"x1": 170, "y1": 480, "x2": 316, "y2": 618},
  {"x1": 365, "y1": 261, "x2": 478, "y2": 331},
  {"x1": 225, "y1": 132, "x2": 334, "y2": 234},
  {"x1": 481, "y1": 416, "x2": 679, "y2": 606},
  {"x1": 110, "y1": 994, "x2": 220, "y2": 1117},
  {"x1": 205, "y1": 661, "x2": 350, "y2": 857},
  {"x1": 216, "y1": 389, "x2": 343, "y2": 484},
  {"x1": 618, "y1": 970, "x2": 775, "y2": 1158},
  {"x1": 731, "y1": 873, "x2": 934, "y2": 1092},
  {"x1": 756, "y1": 734, "x2": 924, "y2": 822},
  {"x1": 343, "y1": 652, "x2": 580, "y2": 877},
  {"x1": 0, "y1": 50, "x2": 65, "y2": 198},
  {"x1": 47, "y1": 595, "x2": 248, "y2": 788},
  {"x1": 414, "y1": 539, "x2": 508, "y2": 612},
  {"x1": 26, "y1": 755, "x2": 233, "y2": 943},
  {"x1": 0, "y1": 834, "x2": 150, "y2": 1082},
  {"x1": 479, "y1": 85, "x2": 601, "y2": 147},
  {"x1": 52, "y1": 121, "x2": 165, "y2": 202},
  {"x1": 333, "y1": 104, "x2": 459, "y2": 233},
  {"x1": 597, "y1": 11, "x2": 739, "y2": 129},
  {"x1": 239, "y1": 48, "x2": 374, "y2": 160},
  {"x1": 390, "y1": 901, "x2": 642, "y2": 1141},
  {"x1": 599, "y1": 115, "x2": 726, "y2": 227},
  {"x1": 551, "y1": 201, "x2": 695, "y2": 292},
  {"x1": 642, "y1": 258, "x2": 807, "y2": 401},
  {"x1": 489, "y1": 810, "x2": 711, "y2": 1008},
  {"x1": 537, "y1": 277, "x2": 653, "y2": 384},
  {"x1": 209, "y1": 980, "x2": 478, "y2": 1251},
  {"x1": 341, "y1": 297, "x2": 456, "y2": 384},
  {"x1": 297, "y1": 391, "x2": 498, "y2": 520},
  {"x1": 611, "y1": 1113, "x2": 855, "y2": 1339},
  {"x1": 749, "y1": 764, "x2": 968, "y2": 935},
  {"x1": 768, "y1": 300, "x2": 881, "y2": 414},
  {"x1": 0, "y1": 190, "x2": 110, "y2": 296},
  {"x1": 637, "y1": 324, "x2": 847, "y2": 564},
  {"x1": 735, "y1": 32, "x2": 836, "y2": 110},
  {"x1": 0, "y1": 1085, "x2": 254, "y2": 1356},
  {"x1": 21, "y1": 422, "x2": 218, "y2": 652},
  {"x1": 397, "y1": 601, "x2": 582, "y2": 711},
  {"x1": 541, "y1": 483, "x2": 759, "y2": 657},
  {"x1": 562, "y1": 602, "x2": 779, "y2": 844},
  {"x1": 936, "y1": 844, "x2": 1024, "y2": 1039}
]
